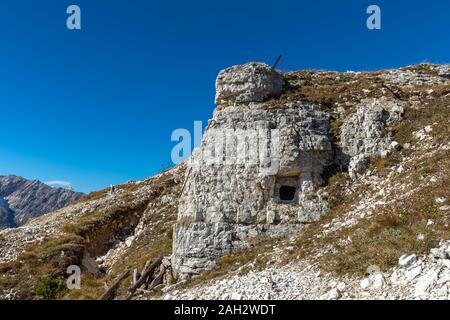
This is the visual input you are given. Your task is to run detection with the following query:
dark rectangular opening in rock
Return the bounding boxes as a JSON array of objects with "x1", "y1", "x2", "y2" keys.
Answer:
[{"x1": 279, "y1": 186, "x2": 296, "y2": 201}]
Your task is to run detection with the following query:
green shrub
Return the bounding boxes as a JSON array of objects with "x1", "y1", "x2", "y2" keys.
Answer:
[{"x1": 35, "y1": 276, "x2": 65, "y2": 299}]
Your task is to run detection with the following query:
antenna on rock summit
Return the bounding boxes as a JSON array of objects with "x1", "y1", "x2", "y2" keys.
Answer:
[{"x1": 271, "y1": 54, "x2": 282, "y2": 70}]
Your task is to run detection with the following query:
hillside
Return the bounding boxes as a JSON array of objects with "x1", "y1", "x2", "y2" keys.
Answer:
[
  {"x1": 0, "y1": 63, "x2": 448, "y2": 300},
  {"x1": 0, "y1": 175, "x2": 83, "y2": 229}
]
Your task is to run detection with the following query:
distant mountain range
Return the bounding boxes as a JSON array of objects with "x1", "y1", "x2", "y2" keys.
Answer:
[{"x1": 0, "y1": 175, "x2": 83, "y2": 229}]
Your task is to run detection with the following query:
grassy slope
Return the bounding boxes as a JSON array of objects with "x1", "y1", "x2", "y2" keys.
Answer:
[
  {"x1": 292, "y1": 93, "x2": 450, "y2": 276},
  {"x1": 0, "y1": 167, "x2": 183, "y2": 300}
]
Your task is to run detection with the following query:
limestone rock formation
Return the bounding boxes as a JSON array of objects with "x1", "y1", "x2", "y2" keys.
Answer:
[
  {"x1": 340, "y1": 98, "x2": 405, "y2": 178},
  {"x1": 174, "y1": 62, "x2": 405, "y2": 276},
  {"x1": 171, "y1": 62, "x2": 448, "y2": 277},
  {"x1": 215, "y1": 62, "x2": 285, "y2": 105},
  {"x1": 0, "y1": 175, "x2": 83, "y2": 229}
]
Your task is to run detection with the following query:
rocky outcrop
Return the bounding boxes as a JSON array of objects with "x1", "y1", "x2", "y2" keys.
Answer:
[
  {"x1": 339, "y1": 98, "x2": 405, "y2": 178},
  {"x1": 0, "y1": 200, "x2": 14, "y2": 229},
  {"x1": 0, "y1": 175, "x2": 83, "y2": 229},
  {"x1": 173, "y1": 63, "x2": 336, "y2": 276},
  {"x1": 170, "y1": 62, "x2": 450, "y2": 278},
  {"x1": 215, "y1": 62, "x2": 285, "y2": 106},
  {"x1": 166, "y1": 116, "x2": 450, "y2": 300},
  {"x1": 172, "y1": 62, "x2": 409, "y2": 277}
]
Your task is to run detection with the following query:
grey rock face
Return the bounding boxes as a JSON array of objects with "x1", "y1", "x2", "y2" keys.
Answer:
[
  {"x1": 173, "y1": 63, "x2": 334, "y2": 276},
  {"x1": 0, "y1": 175, "x2": 83, "y2": 229},
  {"x1": 380, "y1": 68, "x2": 449, "y2": 86},
  {"x1": 0, "y1": 199, "x2": 14, "y2": 228},
  {"x1": 172, "y1": 63, "x2": 408, "y2": 277},
  {"x1": 339, "y1": 98, "x2": 404, "y2": 178},
  {"x1": 215, "y1": 62, "x2": 285, "y2": 105},
  {"x1": 173, "y1": 223, "x2": 235, "y2": 275}
]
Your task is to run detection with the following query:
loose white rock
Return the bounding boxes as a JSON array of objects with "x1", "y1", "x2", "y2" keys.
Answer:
[{"x1": 399, "y1": 254, "x2": 417, "y2": 268}]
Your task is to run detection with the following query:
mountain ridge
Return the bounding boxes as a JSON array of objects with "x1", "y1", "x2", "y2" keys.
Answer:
[{"x1": 0, "y1": 175, "x2": 83, "y2": 229}]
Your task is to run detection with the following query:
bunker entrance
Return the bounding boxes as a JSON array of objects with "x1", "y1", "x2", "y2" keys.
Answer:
[{"x1": 279, "y1": 185, "x2": 297, "y2": 201}]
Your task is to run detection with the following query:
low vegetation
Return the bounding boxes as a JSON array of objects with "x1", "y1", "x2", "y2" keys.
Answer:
[
  {"x1": 0, "y1": 167, "x2": 183, "y2": 300},
  {"x1": 35, "y1": 276, "x2": 65, "y2": 299},
  {"x1": 0, "y1": 234, "x2": 85, "y2": 299},
  {"x1": 63, "y1": 169, "x2": 182, "y2": 300},
  {"x1": 320, "y1": 160, "x2": 449, "y2": 276}
]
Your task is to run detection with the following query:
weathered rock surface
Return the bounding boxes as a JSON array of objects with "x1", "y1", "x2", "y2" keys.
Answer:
[
  {"x1": 215, "y1": 62, "x2": 285, "y2": 105},
  {"x1": 172, "y1": 62, "x2": 416, "y2": 277},
  {"x1": 0, "y1": 200, "x2": 14, "y2": 229},
  {"x1": 1, "y1": 62, "x2": 449, "y2": 301},
  {"x1": 0, "y1": 175, "x2": 83, "y2": 229},
  {"x1": 339, "y1": 98, "x2": 404, "y2": 178},
  {"x1": 173, "y1": 90, "x2": 335, "y2": 275}
]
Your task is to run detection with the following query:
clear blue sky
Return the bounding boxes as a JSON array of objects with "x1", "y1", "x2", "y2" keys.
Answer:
[{"x1": 0, "y1": 0, "x2": 448, "y2": 192}]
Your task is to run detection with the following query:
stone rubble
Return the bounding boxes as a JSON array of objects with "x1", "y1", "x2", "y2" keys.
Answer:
[{"x1": 163, "y1": 241, "x2": 450, "y2": 300}]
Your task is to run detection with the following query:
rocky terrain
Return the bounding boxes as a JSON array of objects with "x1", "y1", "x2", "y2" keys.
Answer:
[
  {"x1": 0, "y1": 62, "x2": 448, "y2": 300},
  {"x1": 165, "y1": 125, "x2": 450, "y2": 300},
  {"x1": 0, "y1": 175, "x2": 83, "y2": 229}
]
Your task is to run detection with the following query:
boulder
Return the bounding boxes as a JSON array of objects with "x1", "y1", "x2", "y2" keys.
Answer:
[{"x1": 215, "y1": 62, "x2": 285, "y2": 105}]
